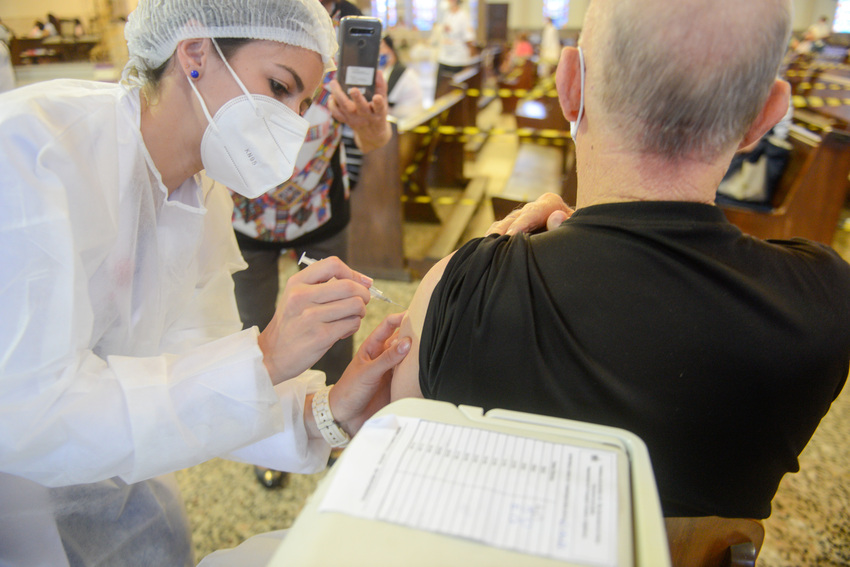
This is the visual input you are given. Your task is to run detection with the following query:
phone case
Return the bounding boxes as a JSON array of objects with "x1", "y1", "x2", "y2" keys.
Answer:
[{"x1": 338, "y1": 16, "x2": 383, "y2": 101}]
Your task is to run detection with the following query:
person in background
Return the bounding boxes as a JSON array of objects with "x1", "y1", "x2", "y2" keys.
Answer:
[
  {"x1": 230, "y1": 0, "x2": 392, "y2": 489},
  {"x1": 0, "y1": 0, "x2": 408, "y2": 565},
  {"x1": 43, "y1": 14, "x2": 59, "y2": 37},
  {"x1": 792, "y1": 15, "x2": 831, "y2": 56},
  {"x1": 28, "y1": 21, "x2": 46, "y2": 38},
  {"x1": 380, "y1": 34, "x2": 424, "y2": 120},
  {"x1": 0, "y1": 17, "x2": 14, "y2": 93},
  {"x1": 74, "y1": 18, "x2": 85, "y2": 38},
  {"x1": 319, "y1": 0, "x2": 360, "y2": 18},
  {"x1": 540, "y1": 16, "x2": 561, "y2": 77},
  {"x1": 434, "y1": 0, "x2": 475, "y2": 96},
  {"x1": 500, "y1": 32, "x2": 534, "y2": 74},
  {"x1": 391, "y1": 0, "x2": 850, "y2": 521}
]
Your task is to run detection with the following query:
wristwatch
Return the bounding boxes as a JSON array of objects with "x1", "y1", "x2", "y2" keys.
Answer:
[{"x1": 311, "y1": 385, "x2": 351, "y2": 448}]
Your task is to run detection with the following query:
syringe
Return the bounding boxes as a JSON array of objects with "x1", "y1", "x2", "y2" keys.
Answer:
[{"x1": 298, "y1": 253, "x2": 400, "y2": 306}]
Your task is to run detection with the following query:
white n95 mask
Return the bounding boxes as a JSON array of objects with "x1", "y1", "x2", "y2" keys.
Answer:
[{"x1": 188, "y1": 39, "x2": 309, "y2": 199}]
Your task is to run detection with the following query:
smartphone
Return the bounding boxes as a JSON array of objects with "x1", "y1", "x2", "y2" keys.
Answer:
[{"x1": 338, "y1": 16, "x2": 383, "y2": 101}]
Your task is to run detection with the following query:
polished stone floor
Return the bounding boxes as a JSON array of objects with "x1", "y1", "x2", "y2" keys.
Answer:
[{"x1": 177, "y1": 122, "x2": 850, "y2": 565}]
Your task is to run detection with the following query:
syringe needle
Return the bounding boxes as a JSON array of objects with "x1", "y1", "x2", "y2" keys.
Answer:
[{"x1": 298, "y1": 253, "x2": 400, "y2": 306}]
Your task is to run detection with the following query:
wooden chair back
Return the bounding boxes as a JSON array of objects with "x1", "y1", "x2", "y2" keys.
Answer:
[
  {"x1": 719, "y1": 125, "x2": 850, "y2": 245},
  {"x1": 665, "y1": 516, "x2": 765, "y2": 567}
]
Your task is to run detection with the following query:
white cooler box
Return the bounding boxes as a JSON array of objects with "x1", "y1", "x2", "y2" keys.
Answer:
[{"x1": 269, "y1": 398, "x2": 671, "y2": 567}]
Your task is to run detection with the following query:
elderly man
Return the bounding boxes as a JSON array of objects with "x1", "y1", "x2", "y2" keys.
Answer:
[{"x1": 391, "y1": 0, "x2": 850, "y2": 519}]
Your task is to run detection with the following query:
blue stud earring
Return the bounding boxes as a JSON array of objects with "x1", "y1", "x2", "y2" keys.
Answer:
[{"x1": 190, "y1": 69, "x2": 199, "y2": 79}]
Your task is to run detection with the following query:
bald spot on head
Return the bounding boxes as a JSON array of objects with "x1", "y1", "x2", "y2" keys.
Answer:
[{"x1": 582, "y1": 0, "x2": 791, "y2": 161}]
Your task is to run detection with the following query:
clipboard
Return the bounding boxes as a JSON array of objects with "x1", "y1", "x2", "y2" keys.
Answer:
[{"x1": 268, "y1": 398, "x2": 671, "y2": 567}]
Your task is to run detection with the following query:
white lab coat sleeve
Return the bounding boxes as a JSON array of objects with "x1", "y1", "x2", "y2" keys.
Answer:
[
  {"x1": 226, "y1": 370, "x2": 331, "y2": 473},
  {"x1": 0, "y1": 130, "x2": 318, "y2": 487}
]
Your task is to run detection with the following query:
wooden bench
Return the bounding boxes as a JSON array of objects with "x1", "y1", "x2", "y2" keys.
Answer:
[
  {"x1": 491, "y1": 90, "x2": 576, "y2": 221},
  {"x1": 718, "y1": 124, "x2": 850, "y2": 245},
  {"x1": 346, "y1": 92, "x2": 469, "y2": 279},
  {"x1": 498, "y1": 59, "x2": 537, "y2": 114},
  {"x1": 397, "y1": 89, "x2": 466, "y2": 222},
  {"x1": 346, "y1": 121, "x2": 409, "y2": 280},
  {"x1": 10, "y1": 36, "x2": 99, "y2": 65},
  {"x1": 428, "y1": 65, "x2": 482, "y2": 189}
]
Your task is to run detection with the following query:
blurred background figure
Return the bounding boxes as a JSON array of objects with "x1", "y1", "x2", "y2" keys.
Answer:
[
  {"x1": 28, "y1": 21, "x2": 46, "y2": 38},
  {"x1": 540, "y1": 16, "x2": 561, "y2": 77},
  {"x1": 380, "y1": 35, "x2": 423, "y2": 120},
  {"x1": 499, "y1": 32, "x2": 533, "y2": 74},
  {"x1": 792, "y1": 15, "x2": 831, "y2": 56},
  {"x1": 0, "y1": 16, "x2": 13, "y2": 93},
  {"x1": 433, "y1": 0, "x2": 475, "y2": 97},
  {"x1": 43, "y1": 14, "x2": 58, "y2": 37}
]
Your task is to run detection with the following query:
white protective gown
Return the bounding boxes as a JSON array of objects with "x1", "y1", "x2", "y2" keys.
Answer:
[
  {"x1": 0, "y1": 79, "x2": 331, "y2": 566},
  {"x1": 0, "y1": 41, "x2": 14, "y2": 94}
]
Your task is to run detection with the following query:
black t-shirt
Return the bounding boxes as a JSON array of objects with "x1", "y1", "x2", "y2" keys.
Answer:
[{"x1": 420, "y1": 201, "x2": 850, "y2": 518}]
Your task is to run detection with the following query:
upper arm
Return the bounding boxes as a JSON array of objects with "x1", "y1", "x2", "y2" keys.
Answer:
[{"x1": 390, "y1": 253, "x2": 455, "y2": 401}]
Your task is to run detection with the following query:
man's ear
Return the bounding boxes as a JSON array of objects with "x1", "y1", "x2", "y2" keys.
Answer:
[
  {"x1": 174, "y1": 38, "x2": 211, "y2": 79},
  {"x1": 738, "y1": 79, "x2": 791, "y2": 152},
  {"x1": 556, "y1": 46, "x2": 582, "y2": 122}
]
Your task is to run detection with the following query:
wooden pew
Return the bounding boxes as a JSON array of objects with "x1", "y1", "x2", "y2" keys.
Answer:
[
  {"x1": 397, "y1": 89, "x2": 466, "y2": 222},
  {"x1": 718, "y1": 124, "x2": 850, "y2": 245},
  {"x1": 429, "y1": 65, "x2": 482, "y2": 189},
  {"x1": 498, "y1": 59, "x2": 537, "y2": 114},
  {"x1": 491, "y1": 88, "x2": 576, "y2": 221},
  {"x1": 348, "y1": 91, "x2": 481, "y2": 279},
  {"x1": 10, "y1": 36, "x2": 99, "y2": 65},
  {"x1": 346, "y1": 120, "x2": 410, "y2": 280}
]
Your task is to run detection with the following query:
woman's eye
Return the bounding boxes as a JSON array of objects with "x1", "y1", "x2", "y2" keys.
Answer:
[{"x1": 269, "y1": 79, "x2": 289, "y2": 97}]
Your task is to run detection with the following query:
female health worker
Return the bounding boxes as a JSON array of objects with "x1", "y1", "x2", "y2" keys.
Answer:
[{"x1": 0, "y1": 0, "x2": 410, "y2": 565}]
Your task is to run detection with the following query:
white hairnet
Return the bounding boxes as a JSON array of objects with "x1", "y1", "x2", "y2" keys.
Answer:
[{"x1": 124, "y1": 0, "x2": 337, "y2": 81}]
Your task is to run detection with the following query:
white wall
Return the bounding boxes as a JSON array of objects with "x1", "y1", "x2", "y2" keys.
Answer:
[
  {"x1": 792, "y1": 0, "x2": 839, "y2": 30},
  {"x1": 568, "y1": 0, "x2": 590, "y2": 28},
  {"x1": 484, "y1": 0, "x2": 838, "y2": 33}
]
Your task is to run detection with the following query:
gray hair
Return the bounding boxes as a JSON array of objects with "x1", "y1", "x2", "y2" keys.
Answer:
[{"x1": 589, "y1": 0, "x2": 792, "y2": 161}]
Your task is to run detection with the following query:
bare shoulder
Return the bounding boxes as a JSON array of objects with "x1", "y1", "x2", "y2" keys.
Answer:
[{"x1": 390, "y1": 253, "x2": 455, "y2": 400}]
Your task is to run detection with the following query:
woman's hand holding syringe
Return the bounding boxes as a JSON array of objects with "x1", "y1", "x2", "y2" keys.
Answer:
[{"x1": 298, "y1": 253, "x2": 401, "y2": 306}]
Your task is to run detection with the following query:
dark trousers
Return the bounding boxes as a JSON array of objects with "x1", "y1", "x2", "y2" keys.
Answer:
[{"x1": 232, "y1": 228, "x2": 352, "y2": 384}]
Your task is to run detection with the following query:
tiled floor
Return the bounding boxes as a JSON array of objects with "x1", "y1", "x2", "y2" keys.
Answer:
[{"x1": 177, "y1": 121, "x2": 850, "y2": 566}]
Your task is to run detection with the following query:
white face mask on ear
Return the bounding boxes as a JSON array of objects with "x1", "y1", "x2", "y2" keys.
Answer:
[
  {"x1": 188, "y1": 39, "x2": 309, "y2": 199},
  {"x1": 570, "y1": 46, "x2": 586, "y2": 141}
]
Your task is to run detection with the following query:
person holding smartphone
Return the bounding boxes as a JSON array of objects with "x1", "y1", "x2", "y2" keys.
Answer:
[{"x1": 230, "y1": 0, "x2": 392, "y2": 489}]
